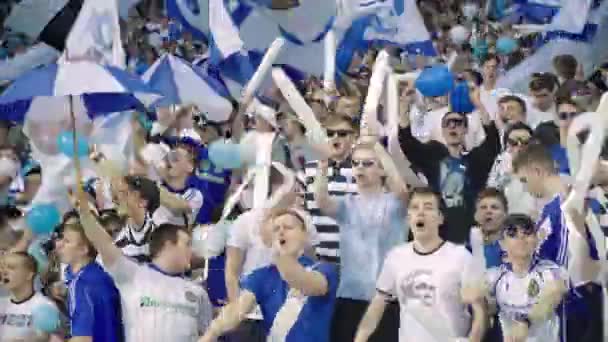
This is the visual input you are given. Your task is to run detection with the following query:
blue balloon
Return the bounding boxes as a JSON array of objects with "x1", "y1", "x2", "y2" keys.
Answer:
[
  {"x1": 415, "y1": 65, "x2": 455, "y2": 97},
  {"x1": 26, "y1": 204, "x2": 61, "y2": 235},
  {"x1": 32, "y1": 303, "x2": 61, "y2": 333},
  {"x1": 496, "y1": 36, "x2": 518, "y2": 55},
  {"x1": 208, "y1": 141, "x2": 243, "y2": 169},
  {"x1": 27, "y1": 239, "x2": 49, "y2": 274},
  {"x1": 450, "y1": 81, "x2": 475, "y2": 114},
  {"x1": 57, "y1": 131, "x2": 90, "y2": 158}
]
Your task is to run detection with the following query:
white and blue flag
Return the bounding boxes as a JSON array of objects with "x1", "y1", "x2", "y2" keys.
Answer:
[{"x1": 167, "y1": 0, "x2": 210, "y2": 40}]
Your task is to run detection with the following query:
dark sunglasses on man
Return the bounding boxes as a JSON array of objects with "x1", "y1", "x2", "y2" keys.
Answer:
[
  {"x1": 442, "y1": 117, "x2": 466, "y2": 128},
  {"x1": 558, "y1": 111, "x2": 581, "y2": 121},
  {"x1": 506, "y1": 137, "x2": 530, "y2": 147},
  {"x1": 326, "y1": 129, "x2": 354, "y2": 138},
  {"x1": 352, "y1": 159, "x2": 377, "y2": 168}
]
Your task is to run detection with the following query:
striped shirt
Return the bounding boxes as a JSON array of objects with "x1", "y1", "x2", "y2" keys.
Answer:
[
  {"x1": 115, "y1": 213, "x2": 156, "y2": 263},
  {"x1": 304, "y1": 159, "x2": 357, "y2": 264},
  {"x1": 153, "y1": 183, "x2": 204, "y2": 227}
]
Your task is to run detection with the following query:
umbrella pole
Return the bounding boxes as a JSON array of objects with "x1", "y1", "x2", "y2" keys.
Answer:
[{"x1": 69, "y1": 95, "x2": 84, "y2": 196}]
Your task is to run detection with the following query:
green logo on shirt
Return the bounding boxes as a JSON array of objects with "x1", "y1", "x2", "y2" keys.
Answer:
[{"x1": 139, "y1": 296, "x2": 197, "y2": 317}]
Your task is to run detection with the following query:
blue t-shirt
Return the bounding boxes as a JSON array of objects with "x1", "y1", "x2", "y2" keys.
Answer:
[
  {"x1": 335, "y1": 193, "x2": 406, "y2": 300},
  {"x1": 189, "y1": 147, "x2": 231, "y2": 224},
  {"x1": 537, "y1": 195, "x2": 599, "y2": 267},
  {"x1": 65, "y1": 262, "x2": 124, "y2": 342},
  {"x1": 240, "y1": 256, "x2": 338, "y2": 342}
]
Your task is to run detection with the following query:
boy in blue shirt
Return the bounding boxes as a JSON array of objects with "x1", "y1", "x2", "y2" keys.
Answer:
[
  {"x1": 200, "y1": 208, "x2": 338, "y2": 342},
  {"x1": 55, "y1": 220, "x2": 124, "y2": 342}
]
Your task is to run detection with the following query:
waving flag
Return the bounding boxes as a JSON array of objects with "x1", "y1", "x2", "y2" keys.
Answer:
[
  {"x1": 60, "y1": 0, "x2": 126, "y2": 68},
  {"x1": 363, "y1": 0, "x2": 435, "y2": 56},
  {"x1": 167, "y1": 0, "x2": 210, "y2": 40},
  {"x1": 498, "y1": 0, "x2": 608, "y2": 92}
]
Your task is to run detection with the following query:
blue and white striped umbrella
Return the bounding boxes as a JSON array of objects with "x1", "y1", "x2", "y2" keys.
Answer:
[
  {"x1": 142, "y1": 54, "x2": 233, "y2": 122},
  {"x1": 0, "y1": 61, "x2": 162, "y2": 122}
]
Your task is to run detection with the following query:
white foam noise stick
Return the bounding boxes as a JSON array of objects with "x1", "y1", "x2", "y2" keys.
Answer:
[
  {"x1": 361, "y1": 50, "x2": 390, "y2": 132},
  {"x1": 385, "y1": 73, "x2": 426, "y2": 187},
  {"x1": 323, "y1": 29, "x2": 337, "y2": 91},
  {"x1": 564, "y1": 101, "x2": 608, "y2": 216},
  {"x1": 467, "y1": 228, "x2": 487, "y2": 281},
  {"x1": 252, "y1": 132, "x2": 276, "y2": 209},
  {"x1": 241, "y1": 37, "x2": 286, "y2": 104},
  {"x1": 272, "y1": 67, "x2": 328, "y2": 145}
]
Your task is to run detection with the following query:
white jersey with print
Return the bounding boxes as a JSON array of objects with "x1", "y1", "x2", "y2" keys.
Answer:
[
  {"x1": 376, "y1": 241, "x2": 473, "y2": 342},
  {"x1": 106, "y1": 256, "x2": 213, "y2": 342},
  {"x1": 0, "y1": 292, "x2": 58, "y2": 341},
  {"x1": 485, "y1": 259, "x2": 567, "y2": 342},
  {"x1": 153, "y1": 186, "x2": 203, "y2": 227}
]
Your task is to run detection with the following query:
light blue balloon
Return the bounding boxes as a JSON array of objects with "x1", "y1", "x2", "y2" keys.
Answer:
[
  {"x1": 32, "y1": 303, "x2": 61, "y2": 333},
  {"x1": 26, "y1": 204, "x2": 61, "y2": 235},
  {"x1": 27, "y1": 239, "x2": 49, "y2": 274},
  {"x1": 208, "y1": 141, "x2": 243, "y2": 169},
  {"x1": 496, "y1": 36, "x2": 518, "y2": 55},
  {"x1": 57, "y1": 131, "x2": 90, "y2": 158}
]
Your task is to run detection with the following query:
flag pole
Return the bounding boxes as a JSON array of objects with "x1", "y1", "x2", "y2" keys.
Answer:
[{"x1": 69, "y1": 94, "x2": 84, "y2": 197}]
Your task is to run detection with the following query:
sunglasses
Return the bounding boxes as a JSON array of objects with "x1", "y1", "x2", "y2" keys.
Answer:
[
  {"x1": 558, "y1": 111, "x2": 581, "y2": 121},
  {"x1": 327, "y1": 129, "x2": 354, "y2": 138},
  {"x1": 504, "y1": 225, "x2": 537, "y2": 238},
  {"x1": 442, "y1": 118, "x2": 465, "y2": 128},
  {"x1": 506, "y1": 137, "x2": 530, "y2": 147},
  {"x1": 352, "y1": 159, "x2": 377, "y2": 168}
]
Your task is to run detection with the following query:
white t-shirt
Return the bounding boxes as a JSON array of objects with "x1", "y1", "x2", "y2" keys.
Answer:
[
  {"x1": 106, "y1": 256, "x2": 213, "y2": 342},
  {"x1": 376, "y1": 241, "x2": 473, "y2": 342},
  {"x1": 226, "y1": 209, "x2": 274, "y2": 320},
  {"x1": 0, "y1": 292, "x2": 57, "y2": 341},
  {"x1": 153, "y1": 186, "x2": 204, "y2": 227},
  {"x1": 485, "y1": 259, "x2": 567, "y2": 342}
]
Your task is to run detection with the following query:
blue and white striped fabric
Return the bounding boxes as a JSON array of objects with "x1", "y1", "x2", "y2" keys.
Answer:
[
  {"x1": 497, "y1": 0, "x2": 608, "y2": 92},
  {"x1": 167, "y1": 0, "x2": 210, "y2": 41},
  {"x1": 142, "y1": 54, "x2": 233, "y2": 121},
  {"x1": 362, "y1": 0, "x2": 436, "y2": 56},
  {"x1": 0, "y1": 61, "x2": 161, "y2": 122}
]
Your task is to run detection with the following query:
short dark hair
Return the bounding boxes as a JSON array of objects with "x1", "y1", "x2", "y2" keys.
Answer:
[
  {"x1": 556, "y1": 96, "x2": 583, "y2": 111},
  {"x1": 498, "y1": 95, "x2": 527, "y2": 114},
  {"x1": 529, "y1": 73, "x2": 558, "y2": 92},
  {"x1": 481, "y1": 53, "x2": 500, "y2": 66},
  {"x1": 149, "y1": 223, "x2": 190, "y2": 259},
  {"x1": 11, "y1": 251, "x2": 38, "y2": 275},
  {"x1": 124, "y1": 176, "x2": 160, "y2": 213},
  {"x1": 476, "y1": 187, "x2": 508, "y2": 212},
  {"x1": 553, "y1": 54, "x2": 578, "y2": 80},
  {"x1": 408, "y1": 187, "x2": 446, "y2": 213},
  {"x1": 511, "y1": 142, "x2": 556, "y2": 174},
  {"x1": 63, "y1": 223, "x2": 98, "y2": 259},
  {"x1": 503, "y1": 122, "x2": 533, "y2": 147}
]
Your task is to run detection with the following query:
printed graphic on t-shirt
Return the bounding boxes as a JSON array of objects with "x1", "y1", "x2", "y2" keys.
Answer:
[{"x1": 400, "y1": 269, "x2": 437, "y2": 307}]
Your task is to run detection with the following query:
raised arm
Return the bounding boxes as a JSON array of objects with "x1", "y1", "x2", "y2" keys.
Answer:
[
  {"x1": 374, "y1": 141, "x2": 408, "y2": 202},
  {"x1": 313, "y1": 160, "x2": 339, "y2": 217},
  {"x1": 199, "y1": 291, "x2": 257, "y2": 342},
  {"x1": 354, "y1": 293, "x2": 388, "y2": 342},
  {"x1": 274, "y1": 254, "x2": 329, "y2": 297},
  {"x1": 76, "y1": 189, "x2": 122, "y2": 267}
]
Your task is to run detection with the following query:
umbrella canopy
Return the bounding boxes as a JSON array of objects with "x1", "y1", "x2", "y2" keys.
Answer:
[
  {"x1": 142, "y1": 54, "x2": 233, "y2": 122},
  {"x1": 0, "y1": 61, "x2": 162, "y2": 121}
]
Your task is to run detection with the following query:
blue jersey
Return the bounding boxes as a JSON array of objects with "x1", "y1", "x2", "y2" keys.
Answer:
[
  {"x1": 536, "y1": 196, "x2": 599, "y2": 267},
  {"x1": 240, "y1": 256, "x2": 338, "y2": 342},
  {"x1": 65, "y1": 262, "x2": 124, "y2": 342},
  {"x1": 190, "y1": 146, "x2": 231, "y2": 224}
]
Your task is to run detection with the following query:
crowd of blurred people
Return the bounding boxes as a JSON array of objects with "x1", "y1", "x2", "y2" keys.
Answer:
[{"x1": 0, "y1": 0, "x2": 607, "y2": 342}]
